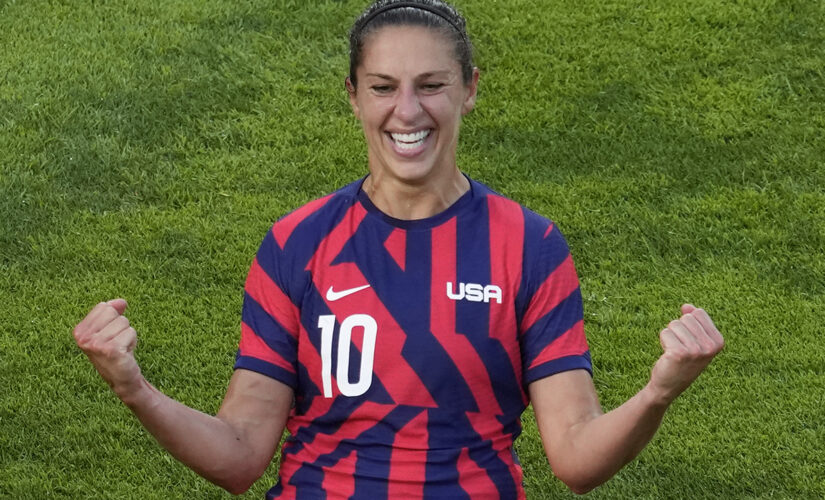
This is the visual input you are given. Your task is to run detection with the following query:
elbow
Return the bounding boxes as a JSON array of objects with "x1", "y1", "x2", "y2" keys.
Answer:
[
  {"x1": 224, "y1": 483, "x2": 251, "y2": 496},
  {"x1": 219, "y1": 474, "x2": 258, "y2": 496},
  {"x1": 212, "y1": 462, "x2": 268, "y2": 496},
  {"x1": 567, "y1": 481, "x2": 598, "y2": 495},
  {"x1": 554, "y1": 469, "x2": 603, "y2": 495}
]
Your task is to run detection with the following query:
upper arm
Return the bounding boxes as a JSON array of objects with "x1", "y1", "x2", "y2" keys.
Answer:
[
  {"x1": 528, "y1": 369, "x2": 602, "y2": 469},
  {"x1": 216, "y1": 368, "x2": 294, "y2": 474}
]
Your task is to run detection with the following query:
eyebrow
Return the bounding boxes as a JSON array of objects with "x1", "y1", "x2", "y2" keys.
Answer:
[{"x1": 365, "y1": 71, "x2": 453, "y2": 81}]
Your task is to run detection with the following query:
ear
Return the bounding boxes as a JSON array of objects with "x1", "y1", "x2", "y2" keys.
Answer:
[
  {"x1": 461, "y1": 67, "x2": 481, "y2": 116},
  {"x1": 346, "y1": 77, "x2": 361, "y2": 120}
]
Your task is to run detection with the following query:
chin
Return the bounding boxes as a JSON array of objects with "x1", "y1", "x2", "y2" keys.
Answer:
[{"x1": 388, "y1": 163, "x2": 437, "y2": 185}]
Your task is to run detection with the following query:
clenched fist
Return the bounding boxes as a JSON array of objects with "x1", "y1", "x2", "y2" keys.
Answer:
[
  {"x1": 73, "y1": 299, "x2": 144, "y2": 399},
  {"x1": 648, "y1": 304, "x2": 725, "y2": 404}
]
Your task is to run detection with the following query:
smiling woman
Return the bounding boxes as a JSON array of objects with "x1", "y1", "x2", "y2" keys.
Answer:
[
  {"x1": 346, "y1": 23, "x2": 479, "y2": 219},
  {"x1": 71, "y1": 1, "x2": 724, "y2": 499}
]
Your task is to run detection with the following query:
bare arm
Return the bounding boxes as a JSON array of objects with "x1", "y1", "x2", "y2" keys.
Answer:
[
  {"x1": 73, "y1": 299, "x2": 293, "y2": 495},
  {"x1": 528, "y1": 304, "x2": 724, "y2": 494}
]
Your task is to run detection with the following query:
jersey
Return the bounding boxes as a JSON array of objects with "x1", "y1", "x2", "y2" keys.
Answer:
[{"x1": 235, "y1": 176, "x2": 591, "y2": 500}]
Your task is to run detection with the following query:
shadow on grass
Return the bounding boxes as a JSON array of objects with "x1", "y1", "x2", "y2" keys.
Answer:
[
  {"x1": 0, "y1": 2, "x2": 354, "y2": 270},
  {"x1": 462, "y1": 59, "x2": 823, "y2": 294}
]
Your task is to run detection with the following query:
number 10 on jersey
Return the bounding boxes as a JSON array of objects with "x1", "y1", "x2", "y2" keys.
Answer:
[{"x1": 317, "y1": 314, "x2": 377, "y2": 398}]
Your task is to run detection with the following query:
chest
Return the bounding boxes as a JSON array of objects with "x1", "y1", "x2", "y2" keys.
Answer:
[{"x1": 293, "y1": 224, "x2": 524, "y2": 411}]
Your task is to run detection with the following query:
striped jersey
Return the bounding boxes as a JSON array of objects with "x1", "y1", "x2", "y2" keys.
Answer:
[{"x1": 235, "y1": 176, "x2": 591, "y2": 499}]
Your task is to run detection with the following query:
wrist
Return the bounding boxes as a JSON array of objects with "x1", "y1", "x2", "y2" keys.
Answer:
[
  {"x1": 641, "y1": 381, "x2": 676, "y2": 410},
  {"x1": 114, "y1": 376, "x2": 155, "y2": 410}
]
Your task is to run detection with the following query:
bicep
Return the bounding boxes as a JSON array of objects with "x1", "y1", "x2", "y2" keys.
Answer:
[
  {"x1": 528, "y1": 369, "x2": 602, "y2": 465},
  {"x1": 217, "y1": 369, "x2": 294, "y2": 468}
]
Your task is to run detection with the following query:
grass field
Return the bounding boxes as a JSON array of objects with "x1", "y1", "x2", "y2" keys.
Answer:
[{"x1": 1, "y1": 0, "x2": 824, "y2": 498}]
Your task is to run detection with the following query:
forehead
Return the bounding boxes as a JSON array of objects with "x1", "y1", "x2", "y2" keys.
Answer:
[{"x1": 359, "y1": 25, "x2": 459, "y2": 77}]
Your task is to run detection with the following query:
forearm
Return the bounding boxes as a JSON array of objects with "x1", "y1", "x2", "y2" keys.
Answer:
[
  {"x1": 118, "y1": 377, "x2": 267, "y2": 494},
  {"x1": 557, "y1": 383, "x2": 670, "y2": 493},
  {"x1": 531, "y1": 306, "x2": 723, "y2": 494},
  {"x1": 73, "y1": 301, "x2": 290, "y2": 494}
]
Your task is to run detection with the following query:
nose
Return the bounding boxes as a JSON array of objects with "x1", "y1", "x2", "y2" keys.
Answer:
[{"x1": 393, "y1": 84, "x2": 422, "y2": 122}]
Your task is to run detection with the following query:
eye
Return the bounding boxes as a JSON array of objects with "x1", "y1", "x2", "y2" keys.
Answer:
[
  {"x1": 371, "y1": 85, "x2": 394, "y2": 94},
  {"x1": 421, "y1": 83, "x2": 445, "y2": 92}
]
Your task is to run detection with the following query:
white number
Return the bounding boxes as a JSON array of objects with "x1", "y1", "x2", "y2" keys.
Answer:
[
  {"x1": 318, "y1": 314, "x2": 377, "y2": 398},
  {"x1": 319, "y1": 315, "x2": 336, "y2": 398}
]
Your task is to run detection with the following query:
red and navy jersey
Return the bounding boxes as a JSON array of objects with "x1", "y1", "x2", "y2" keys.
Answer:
[{"x1": 235, "y1": 176, "x2": 591, "y2": 499}]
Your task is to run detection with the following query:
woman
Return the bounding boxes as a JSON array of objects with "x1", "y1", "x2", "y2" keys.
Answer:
[{"x1": 73, "y1": 0, "x2": 724, "y2": 498}]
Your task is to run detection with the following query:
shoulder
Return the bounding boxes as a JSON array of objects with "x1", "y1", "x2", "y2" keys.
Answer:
[
  {"x1": 269, "y1": 178, "x2": 364, "y2": 250},
  {"x1": 468, "y1": 177, "x2": 560, "y2": 240},
  {"x1": 249, "y1": 179, "x2": 364, "y2": 295}
]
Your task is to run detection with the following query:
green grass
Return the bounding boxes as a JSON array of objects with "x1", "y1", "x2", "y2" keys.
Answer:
[{"x1": 1, "y1": 0, "x2": 823, "y2": 498}]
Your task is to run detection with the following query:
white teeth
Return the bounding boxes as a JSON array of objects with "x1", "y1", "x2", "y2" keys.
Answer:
[
  {"x1": 390, "y1": 129, "x2": 430, "y2": 144},
  {"x1": 396, "y1": 140, "x2": 421, "y2": 151}
]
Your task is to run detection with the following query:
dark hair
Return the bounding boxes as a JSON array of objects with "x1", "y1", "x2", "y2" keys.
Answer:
[{"x1": 348, "y1": 0, "x2": 474, "y2": 89}]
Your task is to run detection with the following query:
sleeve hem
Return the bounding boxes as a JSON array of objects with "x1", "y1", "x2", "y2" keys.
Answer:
[
  {"x1": 524, "y1": 351, "x2": 593, "y2": 386},
  {"x1": 234, "y1": 355, "x2": 297, "y2": 389}
]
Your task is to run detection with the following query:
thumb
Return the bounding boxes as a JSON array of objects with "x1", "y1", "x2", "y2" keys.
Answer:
[
  {"x1": 681, "y1": 303, "x2": 697, "y2": 315},
  {"x1": 107, "y1": 298, "x2": 128, "y2": 315}
]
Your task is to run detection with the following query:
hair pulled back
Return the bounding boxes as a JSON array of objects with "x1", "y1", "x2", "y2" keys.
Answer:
[{"x1": 348, "y1": 0, "x2": 474, "y2": 88}]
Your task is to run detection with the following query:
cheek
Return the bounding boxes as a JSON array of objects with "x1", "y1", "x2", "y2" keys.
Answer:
[
  {"x1": 422, "y1": 94, "x2": 463, "y2": 124},
  {"x1": 360, "y1": 101, "x2": 392, "y2": 128}
]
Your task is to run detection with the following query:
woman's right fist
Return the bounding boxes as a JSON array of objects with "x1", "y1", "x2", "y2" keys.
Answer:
[{"x1": 73, "y1": 299, "x2": 143, "y2": 398}]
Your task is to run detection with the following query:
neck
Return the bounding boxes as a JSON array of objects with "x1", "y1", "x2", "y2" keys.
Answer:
[{"x1": 362, "y1": 169, "x2": 470, "y2": 220}]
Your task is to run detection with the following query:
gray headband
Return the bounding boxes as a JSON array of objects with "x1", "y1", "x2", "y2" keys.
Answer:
[{"x1": 359, "y1": 2, "x2": 467, "y2": 43}]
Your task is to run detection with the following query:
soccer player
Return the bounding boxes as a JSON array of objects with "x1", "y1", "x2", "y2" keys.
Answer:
[{"x1": 72, "y1": 0, "x2": 724, "y2": 498}]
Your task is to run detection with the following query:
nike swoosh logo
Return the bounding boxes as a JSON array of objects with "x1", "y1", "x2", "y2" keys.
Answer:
[{"x1": 325, "y1": 284, "x2": 371, "y2": 301}]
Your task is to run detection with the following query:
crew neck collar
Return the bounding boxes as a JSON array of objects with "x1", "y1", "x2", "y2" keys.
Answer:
[{"x1": 356, "y1": 175, "x2": 475, "y2": 230}]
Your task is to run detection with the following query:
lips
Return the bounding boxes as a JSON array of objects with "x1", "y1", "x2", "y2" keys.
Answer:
[{"x1": 387, "y1": 129, "x2": 432, "y2": 154}]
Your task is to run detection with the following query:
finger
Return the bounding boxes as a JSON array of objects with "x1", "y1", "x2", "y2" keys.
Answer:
[
  {"x1": 77, "y1": 317, "x2": 131, "y2": 353},
  {"x1": 667, "y1": 320, "x2": 702, "y2": 353},
  {"x1": 79, "y1": 301, "x2": 129, "y2": 339},
  {"x1": 109, "y1": 326, "x2": 138, "y2": 354},
  {"x1": 679, "y1": 314, "x2": 717, "y2": 353},
  {"x1": 107, "y1": 298, "x2": 128, "y2": 316},
  {"x1": 687, "y1": 308, "x2": 724, "y2": 347},
  {"x1": 75, "y1": 302, "x2": 118, "y2": 339},
  {"x1": 86, "y1": 326, "x2": 137, "y2": 362},
  {"x1": 681, "y1": 303, "x2": 697, "y2": 315},
  {"x1": 659, "y1": 327, "x2": 685, "y2": 354},
  {"x1": 127, "y1": 329, "x2": 137, "y2": 352},
  {"x1": 96, "y1": 316, "x2": 132, "y2": 343}
]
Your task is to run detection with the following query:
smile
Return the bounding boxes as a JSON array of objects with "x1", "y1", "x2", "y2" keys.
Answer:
[{"x1": 388, "y1": 129, "x2": 432, "y2": 151}]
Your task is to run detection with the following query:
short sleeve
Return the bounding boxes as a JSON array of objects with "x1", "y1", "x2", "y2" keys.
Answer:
[
  {"x1": 234, "y1": 227, "x2": 300, "y2": 388},
  {"x1": 519, "y1": 221, "x2": 591, "y2": 385}
]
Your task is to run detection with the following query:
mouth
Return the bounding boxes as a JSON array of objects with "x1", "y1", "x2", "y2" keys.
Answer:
[{"x1": 387, "y1": 129, "x2": 433, "y2": 153}]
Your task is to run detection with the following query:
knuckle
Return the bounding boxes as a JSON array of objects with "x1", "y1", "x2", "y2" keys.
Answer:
[
  {"x1": 76, "y1": 336, "x2": 91, "y2": 350},
  {"x1": 80, "y1": 338, "x2": 98, "y2": 353}
]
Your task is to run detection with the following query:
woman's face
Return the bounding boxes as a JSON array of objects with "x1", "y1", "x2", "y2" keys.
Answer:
[{"x1": 348, "y1": 25, "x2": 479, "y2": 186}]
